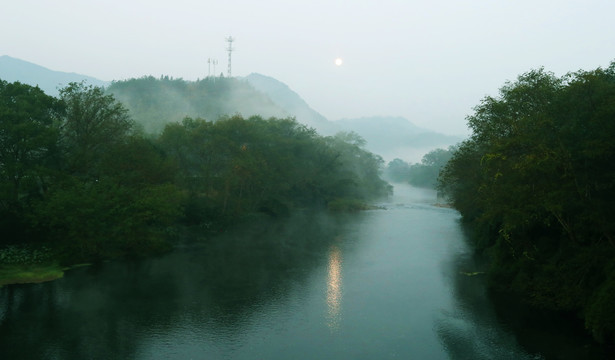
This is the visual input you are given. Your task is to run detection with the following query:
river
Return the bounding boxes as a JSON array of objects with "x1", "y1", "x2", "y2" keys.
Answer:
[{"x1": 0, "y1": 184, "x2": 605, "y2": 359}]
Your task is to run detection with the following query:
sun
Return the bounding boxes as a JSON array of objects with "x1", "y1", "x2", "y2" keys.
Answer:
[{"x1": 335, "y1": 58, "x2": 343, "y2": 66}]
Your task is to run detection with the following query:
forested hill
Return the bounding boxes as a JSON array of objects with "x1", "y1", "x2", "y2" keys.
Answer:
[
  {"x1": 107, "y1": 76, "x2": 289, "y2": 134},
  {"x1": 243, "y1": 73, "x2": 339, "y2": 135},
  {"x1": 1, "y1": 56, "x2": 462, "y2": 163}
]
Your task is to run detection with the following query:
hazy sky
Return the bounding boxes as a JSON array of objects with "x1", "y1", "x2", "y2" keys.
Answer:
[{"x1": 2, "y1": 0, "x2": 614, "y2": 135}]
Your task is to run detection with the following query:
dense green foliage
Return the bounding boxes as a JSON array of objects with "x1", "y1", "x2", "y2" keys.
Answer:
[
  {"x1": 438, "y1": 62, "x2": 615, "y2": 343},
  {"x1": 0, "y1": 79, "x2": 391, "y2": 264},
  {"x1": 385, "y1": 147, "x2": 455, "y2": 188},
  {"x1": 0, "y1": 81, "x2": 183, "y2": 261},
  {"x1": 158, "y1": 117, "x2": 391, "y2": 224}
]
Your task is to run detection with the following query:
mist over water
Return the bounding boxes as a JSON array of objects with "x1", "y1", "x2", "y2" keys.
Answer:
[{"x1": 0, "y1": 184, "x2": 601, "y2": 359}]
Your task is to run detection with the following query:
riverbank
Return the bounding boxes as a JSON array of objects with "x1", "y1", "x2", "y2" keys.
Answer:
[
  {"x1": 0, "y1": 264, "x2": 65, "y2": 287},
  {"x1": 2, "y1": 183, "x2": 609, "y2": 359},
  {"x1": 0, "y1": 244, "x2": 93, "y2": 287},
  {"x1": 0, "y1": 262, "x2": 94, "y2": 288},
  {"x1": 0, "y1": 203, "x2": 384, "y2": 288}
]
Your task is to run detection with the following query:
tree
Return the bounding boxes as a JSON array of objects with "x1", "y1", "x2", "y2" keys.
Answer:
[
  {"x1": 384, "y1": 158, "x2": 411, "y2": 182},
  {"x1": 21, "y1": 83, "x2": 184, "y2": 258},
  {"x1": 438, "y1": 62, "x2": 615, "y2": 342},
  {"x1": 324, "y1": 132, "x2": 391, "y2": 201},
  {"x1": 0, "y1": 80, "x2": 63, "y2": 213},
  {"x1": 59, "y1": 82, "x2": 134, "y2": 178},
  {"x1": 385, "y1": 147, "x2": 455, "y2": 188},
  {"x1": 159, "y1": 116, "x2": 392, "y2": 224}
]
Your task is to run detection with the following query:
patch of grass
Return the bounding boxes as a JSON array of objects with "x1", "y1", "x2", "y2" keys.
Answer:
[
  {"x1": 0, "y1": 244, "x2": 92, "y2": 287},
  {"x1": 0, "y1": 264, "x2": 65, "y2": 287}
]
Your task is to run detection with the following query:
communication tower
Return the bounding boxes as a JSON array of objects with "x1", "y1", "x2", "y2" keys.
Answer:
[
  {"x1": 226, "y1": 36, "x2": 235, "y2": 77},
  {"x1": 207, "y1": 58, "x2": 219, "y2": 80}
]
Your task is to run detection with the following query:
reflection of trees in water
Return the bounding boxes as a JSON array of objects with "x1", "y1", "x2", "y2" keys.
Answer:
[
  {"x1": 437, "y1": 250, "x2": 610, "y2": 360},
  {"x1": 0, "y1": 261, "x2": 182, "y2": 360},
  {"x1": 435, "y1": 252, "x2": 533, "y2": 360},
  {"x1": 0, "y1": 212, "x2": 351, "y2": 359},
  {"x1": 195, "y1": 212, "x2": 349, "y2": 316}
]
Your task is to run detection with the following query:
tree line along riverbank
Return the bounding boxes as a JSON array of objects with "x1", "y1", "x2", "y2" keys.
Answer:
[
  {"x1": 0, "y1": 79, "x2": 392, "y2": 283},
  {"x1": 438, "y1": 62, "x2": 615, "y2": 344}
]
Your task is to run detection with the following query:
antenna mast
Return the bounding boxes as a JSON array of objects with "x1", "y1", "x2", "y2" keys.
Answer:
[{"x1": 226, "y1": 36, "x2": 235, "y2": 77}]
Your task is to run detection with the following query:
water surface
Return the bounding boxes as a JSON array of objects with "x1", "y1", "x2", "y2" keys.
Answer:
[{"x1": 0, "y1": 185, "x2": 602, "y2": 359}]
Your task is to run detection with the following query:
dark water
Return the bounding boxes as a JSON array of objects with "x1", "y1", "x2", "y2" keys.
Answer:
[{"x1": 0, "y1": 185, "x2": 606, "y2": 359}]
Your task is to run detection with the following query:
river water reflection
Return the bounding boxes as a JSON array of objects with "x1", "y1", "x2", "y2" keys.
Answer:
[
  {"x1": 326, "y1": 244, "x2": 342, "y2": 331},
  {"x1": 0, "y1": 184, "x2": 605, "y2": 359}
]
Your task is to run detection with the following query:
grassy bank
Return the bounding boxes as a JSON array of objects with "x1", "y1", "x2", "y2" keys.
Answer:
[
  {"x1": 0, "y1": 264, "x2": 65, "y2": 287},
  {"x1": 0, "y1": 244, "x2": 84, "y2": 287}
]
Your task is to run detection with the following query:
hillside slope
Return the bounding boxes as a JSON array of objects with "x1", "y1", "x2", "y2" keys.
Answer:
[
  {"x1": 107, "y1": 76, "x2": 288, "y2": 134},
  {"x1": 242, "y1": 74, "x2": 463, "y2": 162},
  {"x1": 1, "y1": 56, "x2": 463, "y2": 161},
  {"x1": 243, "y1": 73, "x2": 338, "y2": 135},
  {"x1": 335, "y1": 116, "x2": 463, "y2": 162},
  {"x1": 0, "y1": 55, "x2": 108, "y2": 96}
]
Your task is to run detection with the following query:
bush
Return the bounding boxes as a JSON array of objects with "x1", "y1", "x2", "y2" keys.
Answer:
[{"x1": 0, "y1": 245, "x2": 53, "y2": 265}]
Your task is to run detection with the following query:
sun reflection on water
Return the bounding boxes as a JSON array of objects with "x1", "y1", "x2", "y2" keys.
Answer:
[{"x1": 326, "y1": 245, "x2": 343, "y2": 330}]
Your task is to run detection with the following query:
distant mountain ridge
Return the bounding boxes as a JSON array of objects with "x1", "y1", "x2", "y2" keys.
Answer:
[
  {"x1": 242, "y1": 74, "x2": 462, "y2": 161},
  {"x1": 0, "y1": 55, "x2": 108, "y2": 96},
  {"x1": 243, "y1": 73, "x2": 338, "y2": 134},
  {"x1": 335, "y1": 116, "x2": 461, "y2": 147},
  {"x1": 334, "y1": 116, "x2": 463, "y2": 162},
  {"x1": 1, "y1": 56, "x2": 463, "y2": 162}
]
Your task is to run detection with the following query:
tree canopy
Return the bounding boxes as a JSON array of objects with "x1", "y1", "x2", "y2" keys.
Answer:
[
  {"x1": 0, "y1": 80, "x2": 64, "y2": 237},
  {"x1": 159, "y1": 117, "x2": 391, "y2": 223},
  {"x1": 0, "y1": 80, "x2": 391, "y2": 262},
  {"x1": 438, "y1": 62, "x2": 615, "y2": 343},
  {"x1": 59, "y1": 82, "x2": 135, "y2": 177},
  {"x1": 385, "y1": 147, "x2": 455, "y2": 188}
]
